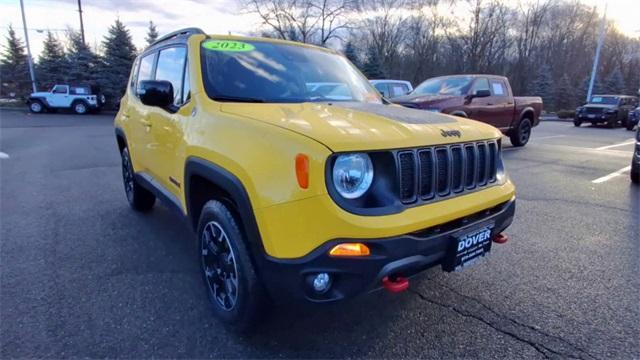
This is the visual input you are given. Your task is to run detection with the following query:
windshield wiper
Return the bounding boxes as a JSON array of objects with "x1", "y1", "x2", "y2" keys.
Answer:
[{"x1": 211, "y1": 95, "x2": 266, "y2": 103}]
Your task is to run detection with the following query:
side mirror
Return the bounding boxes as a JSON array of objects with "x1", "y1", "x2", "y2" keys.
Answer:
[
  {"x1": 138, "y1": 80, "x2": 173, "y2": 108},
  {"x1": 465, "y1": 89, "x2": 491, "y2": 103},
  {"x1": 474, "y1": 89, "x2": 491, "y2": 98}
]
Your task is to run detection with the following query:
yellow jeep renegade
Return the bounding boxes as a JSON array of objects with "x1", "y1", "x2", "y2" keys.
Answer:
[{"x1": 115, "y1": 28, "x2": 516, "y2": 328}]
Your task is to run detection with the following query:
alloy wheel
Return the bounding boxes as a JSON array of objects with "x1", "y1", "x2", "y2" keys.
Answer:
[
  {"x1": 75, "y1": 103, "x2": 87, "y2": 114},
  {"x1": 121, "y1": 150, "x2": 134, "y2": 202},
  {"x1": 30, "y1": 102, "x2": 42, "y2": 113},
  {"x1": 201, "y1": 221, "x2": 239, "y2": 311},
  {"x1": 520, "y1": 121, "x2": 531, "y2": 143}
]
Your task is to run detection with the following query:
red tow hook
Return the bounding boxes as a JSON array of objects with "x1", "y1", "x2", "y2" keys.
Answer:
[
  {"x1": 493, "y1": 233, "x2": 509, "y2": 244},
  {"x1": 382, "y1": 276, "x2": 409, "y2": 293}
]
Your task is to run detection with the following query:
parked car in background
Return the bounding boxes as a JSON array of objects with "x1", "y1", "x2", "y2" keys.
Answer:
[
  {"x1": 27, "y1": 84, "x2": 106, "y2": 114},
  {"x1": 392, "y1": 75, "x2": 542, "y2": 147},
  {"x1": 574, "y1": 95, "x2": 638, "y2": 128},
  {"x1": 627, "y1": 106, "x2": 639, "y2": 131},
  {"x1": 306, "y1": 82, "x2": 352, "y2": 101},
  {"x1": 631, "y1": 127, "x2": 639, "y2": 183},
  {"x1": 370, "y1": 79, "x2": 413, "y2": 98}
]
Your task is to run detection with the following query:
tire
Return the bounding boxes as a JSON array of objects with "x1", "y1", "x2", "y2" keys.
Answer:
[
  {"x1": 626, "y1": 122, "x2": 635, "y2": 131},
  {"x1": 72, "y1": 101, "x2": 88, "y2": 115},
  {"x1": 606, "y1": 117, "x2": 616, "y2": 128},
  {"x1": 573, "y1": 119, "x2": 582, "y2": 127},
  {"x1": 197, "y1": 200, "x2": 268, "y2": 331},
  {"x1": 29, "y1": 100, "x2": 44, "y2": 113},
  {"x1": 509, "y1": 118, "x2": 532, "y2": 147},
  {"x1": 630, "y1": 171, "x2": 640, "y2": 184},
  {"x1": 120, "y1": 147, "x2": 155, "y2": 211}
]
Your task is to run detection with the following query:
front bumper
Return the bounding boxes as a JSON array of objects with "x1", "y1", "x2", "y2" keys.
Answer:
[
  {"x1": 576, "y1": 113, "x2": 615, "y2": 123},
  {"x1": 259, "y1": 198, "x2": 515, "y2": 303}
]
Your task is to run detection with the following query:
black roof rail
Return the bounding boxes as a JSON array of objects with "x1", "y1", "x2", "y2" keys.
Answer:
[{"x1": 148, "y1": 27, "x2": 205, "y2": 48}]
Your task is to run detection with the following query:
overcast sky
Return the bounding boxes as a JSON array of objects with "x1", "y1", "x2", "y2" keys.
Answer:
[{"x1": 1, "y1": 0, "x2": 637, "y2": 59}]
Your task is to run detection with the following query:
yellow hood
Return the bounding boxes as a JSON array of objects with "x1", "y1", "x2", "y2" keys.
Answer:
[{"x1": 220, "y1": 102, "x2": 501, "y2": 152}]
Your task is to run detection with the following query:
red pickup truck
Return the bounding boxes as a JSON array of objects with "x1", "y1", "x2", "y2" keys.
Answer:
[{"x1": 392, "y1": 75, "x2": 543, "y2": 146}]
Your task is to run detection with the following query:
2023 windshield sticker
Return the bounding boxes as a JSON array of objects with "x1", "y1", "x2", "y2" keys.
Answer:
[{"x1": 202, "y1": 40, "x2": 255, "y2": 52}]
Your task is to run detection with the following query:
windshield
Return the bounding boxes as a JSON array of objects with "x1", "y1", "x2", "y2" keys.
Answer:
[
  {"x1": 589, "y1": 96, "x2": 619, "y2": 105},
  {"x1": 200, "y1": 39, "x2": 381, "y2": 103},
  {"x1": 413, "y1": 77, "x2": 473, "y2": 96}
]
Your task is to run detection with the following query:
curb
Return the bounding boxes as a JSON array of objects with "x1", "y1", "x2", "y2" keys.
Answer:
[
  {"x1": 541, "y1": 117, "x2": 573, "y2": 122},
  {"x1": 0, "y1": 106, "x2": 118, "y2": 115}
]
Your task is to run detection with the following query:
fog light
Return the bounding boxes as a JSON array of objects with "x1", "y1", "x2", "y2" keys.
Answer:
[{"x1": 312, "y1": 273, "x2": 331, "y2": 293}]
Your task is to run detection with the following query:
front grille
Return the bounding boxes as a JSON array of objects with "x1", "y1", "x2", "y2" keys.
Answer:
[
  {"x1": 585, "y1": 107, "x2": 603, "y2": 115},
  {"x1": 397, "y1": 140, "x2": 499, "y2": 204}
]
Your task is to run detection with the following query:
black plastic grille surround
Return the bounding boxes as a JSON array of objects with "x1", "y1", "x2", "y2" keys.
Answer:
[{"x1": 397, "y1": 140, "x2": 500, "y2": 204}]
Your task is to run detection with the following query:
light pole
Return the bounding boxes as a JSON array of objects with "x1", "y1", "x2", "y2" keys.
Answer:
[
  {"x1": 77, "y1": 0, "x2": 85, "y2": 44},
  {"x1": 586, "y1": 4, "x2": 607, "y2": 102},
  {"x1": 19, "y1": 0, "x2": 37, "y2": 93}
]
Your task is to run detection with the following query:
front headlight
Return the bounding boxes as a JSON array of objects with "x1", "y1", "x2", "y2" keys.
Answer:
[{"x1": 332, "y1": 153, "x2": 374, "y2": 199}]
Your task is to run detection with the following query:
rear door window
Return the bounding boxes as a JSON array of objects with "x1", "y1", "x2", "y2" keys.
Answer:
[{"x1": 490, "y1": 80, "x2": 507, "y2": 96}]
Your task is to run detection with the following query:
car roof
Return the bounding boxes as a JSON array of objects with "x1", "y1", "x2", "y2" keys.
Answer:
[
  {"x1": 369, "y1": 79, "x2": 412, "y2": 84},
  {"x1": 143, "y1": 27, "x2": 338, "y2": 56}
]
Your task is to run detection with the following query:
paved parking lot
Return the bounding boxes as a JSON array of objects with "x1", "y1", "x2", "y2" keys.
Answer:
[{"x1": 1, "y1": 109, "x2": 638, "y2": 359}]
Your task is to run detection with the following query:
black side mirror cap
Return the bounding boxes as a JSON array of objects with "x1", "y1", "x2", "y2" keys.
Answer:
[
  {"x1": 138, "y1": 80, "x2": 174, "y2": 108},
  {"x1": 474, "y1": 89, "x2": 491, "y2": 98},
  {"x1": 465, "y1": 89, "x2": 491, "y2": 102}
]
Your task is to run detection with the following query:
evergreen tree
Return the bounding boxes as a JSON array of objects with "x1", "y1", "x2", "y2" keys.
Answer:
[
  {"x1": 0, "y1": 25, "x2": 30, "y2": 98},
  {"x1": 145, "y1": 21, "x2": 159, "y2": 46},
  {"x1": 603, "y1": 67, "x2": 625, "y2": 95},
  {"x1": 530, "y1": 63, "x2": 553, "y2": 110},
  {"x1": 37, "y1": 31, "x2": 67, "y2": 90},
  {"x1": 553, "y1": 74, "x2": 576, "y2": 110},
  {"x1": 362, "y1": 46, "x2": 385, "y2": 79},
  {"x1": 66, "y1": 30, "x2": 100, "y2": 85},
  {"x1": 100, "y1": 19, "x2": 137, "y2": 107},
  {"x1": 343, "y1": 41, "x2": 360, "y2": 69}
]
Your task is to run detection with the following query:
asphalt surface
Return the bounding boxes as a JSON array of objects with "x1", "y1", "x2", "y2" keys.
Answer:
[{"x1": 1, "y1": 109, "x2": 638, "y2": 359}]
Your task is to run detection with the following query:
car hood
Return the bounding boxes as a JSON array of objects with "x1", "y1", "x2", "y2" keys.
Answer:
[
  {"x1": 220, "y1": 102, "x2": 501, "y2": 152},
  {"x1": 392, "y1": 93, "x2": 458, "y2": 106},
  {"x1": 30, "y1": 92, "x2": 50, "y2": 97},
  {"x1": 583, "y1": 104, "x2": 617, "y2": 109}
]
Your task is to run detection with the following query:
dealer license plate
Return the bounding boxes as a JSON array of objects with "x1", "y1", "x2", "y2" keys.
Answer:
[{"x1": 442, "y1": 224, "x2": 493, "y2": 272}]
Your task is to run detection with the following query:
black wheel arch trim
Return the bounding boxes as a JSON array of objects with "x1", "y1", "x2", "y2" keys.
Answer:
[
  {"x1": 518, "y1": 107, "x2": 537, "y2": 127},
  {"x1": 450, "y1": 111, "x2": 468, "y2": 118},
  {"x1": 184, "y1": 156, "x2": 265, "y2": 252},
  {"x1": 115, "y1": 127, "x2": 128, "y2": 151},
  {"x1": 28, "y1": 96, "x2": 50, "y2": 108}
]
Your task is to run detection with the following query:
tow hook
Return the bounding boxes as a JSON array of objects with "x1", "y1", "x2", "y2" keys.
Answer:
[
  {"x1": 493, "y1": 233, "x2": 508, "y2": 244},
  {"x1": 382, "y1": 275, "x2": 409, "y2": 293}
]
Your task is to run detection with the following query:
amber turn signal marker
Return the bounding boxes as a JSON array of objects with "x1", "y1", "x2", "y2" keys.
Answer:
[
  {"x1": 329, "y1": 243, "x2": 370, "y2": 257},
  {"x1": 295, "y1": 153, "x2": 309, "y2": 189}
]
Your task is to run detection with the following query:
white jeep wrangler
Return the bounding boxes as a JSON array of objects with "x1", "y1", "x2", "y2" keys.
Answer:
[{"x1": 27, "y1": 84, "x2": 106, "y2": 114}]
